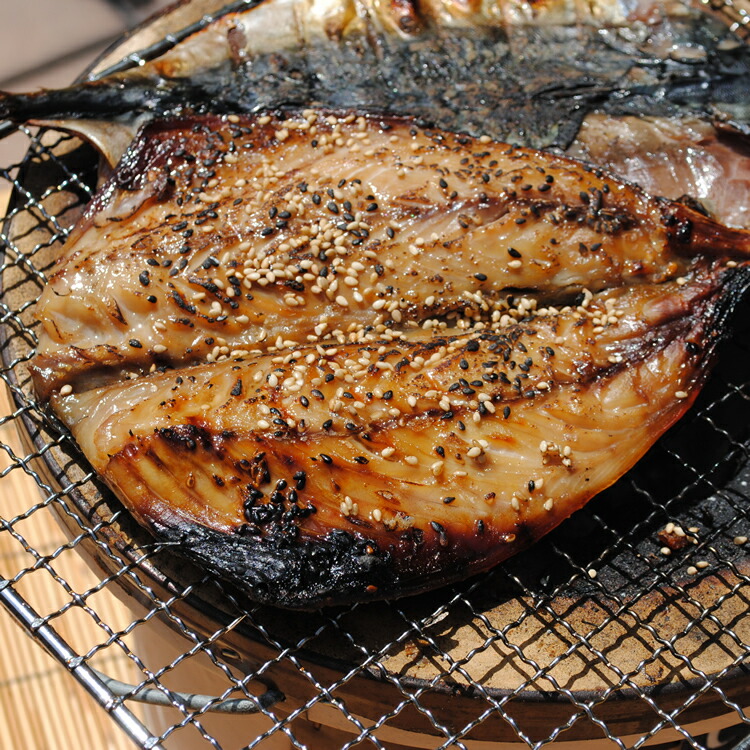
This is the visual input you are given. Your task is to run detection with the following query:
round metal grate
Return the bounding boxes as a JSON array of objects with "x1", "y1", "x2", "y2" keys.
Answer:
[{"x1": 1, "y1": 2, "x2": 750, "y2": 748}]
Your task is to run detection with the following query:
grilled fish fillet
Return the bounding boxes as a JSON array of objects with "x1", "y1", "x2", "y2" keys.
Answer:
[
  {"x1": 51, "y1": 263, "x2": 749, "y2": 607},
  {"x1": 31, "y1": 112, "x2": 750, "y2": 399}
]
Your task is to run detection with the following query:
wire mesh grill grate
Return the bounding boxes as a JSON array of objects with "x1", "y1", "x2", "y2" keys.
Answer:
[{"x1": 1, "y1": 5, "x2": 750, "y2": 749}]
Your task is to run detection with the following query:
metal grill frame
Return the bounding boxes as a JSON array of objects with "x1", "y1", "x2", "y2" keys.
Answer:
[{"x1": 1, "y1": 2, "x2": 750, "y2": 748}]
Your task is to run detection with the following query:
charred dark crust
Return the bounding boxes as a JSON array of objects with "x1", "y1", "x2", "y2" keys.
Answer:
[{"x1": 147, "y1": 515, "x2": 399, "y2": 609}]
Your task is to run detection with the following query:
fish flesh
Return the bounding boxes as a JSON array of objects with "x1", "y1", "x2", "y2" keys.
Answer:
[
  {"x1": 51, "y1": 260, "x2": 750, "y2": 607},
  {"x1": 2, "y1": 0, "x2": 749, "y2": 154},
  {"x1": 30, "y1": 111, "x2": 750, "y2": 399},
  {"x1": 33, "y1": 111, "x2": 750, "y2": 607}
]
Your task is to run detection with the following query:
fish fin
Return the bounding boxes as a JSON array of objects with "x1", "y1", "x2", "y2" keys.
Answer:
[{"x1": 28, "y1": 118, "x2": 141, "y2": 169}]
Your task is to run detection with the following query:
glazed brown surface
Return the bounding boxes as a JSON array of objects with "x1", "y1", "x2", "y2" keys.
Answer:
[{"x1": 31, "y1": 111, "x2": 750, "y2": 398}]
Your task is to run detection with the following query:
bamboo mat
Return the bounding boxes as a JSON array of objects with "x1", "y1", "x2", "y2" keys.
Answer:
[{"x1": 0, "y1": 386, "x2": 145, "y2": 750}]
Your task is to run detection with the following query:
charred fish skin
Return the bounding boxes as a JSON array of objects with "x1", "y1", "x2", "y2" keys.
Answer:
[
  {"x1": 1, "y1": 0, "x2": 749, "y2": 149},
  {"x1": 51, "y1": 264, "x2": 750, "y2": 608},
  {"x1": 30, "y1": 111, "x2": 750, "y2": 400}
]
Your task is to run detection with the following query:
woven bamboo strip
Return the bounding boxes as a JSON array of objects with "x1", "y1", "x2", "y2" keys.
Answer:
[{"x1": 0, "y1": 386, "x2": 144, "y2": 750}]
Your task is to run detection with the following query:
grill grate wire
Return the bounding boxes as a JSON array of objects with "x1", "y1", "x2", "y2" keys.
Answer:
[{"x1": 1, "y1": 5, "x2": 750, "y2": 750}]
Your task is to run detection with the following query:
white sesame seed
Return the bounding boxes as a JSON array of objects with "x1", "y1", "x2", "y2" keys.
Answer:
[
  {"x1": 467, "y1": 446, "x2": 483, "y2": 458},
  {"x1": 59, "y1": 384, "x2": 73, "y2": 396},
  {"x1": 660, "y1": 547, "x2": 672, "y2": 556},
  {"x1": 696, "y1": 560, "x2": 709, "y2": 569},
  {"x1": 675, "y1": 390, "x2": 688, "y2": 400},
  {"x1": 405, "y1": 455, "x2": 419, "y2": 465},
  {"x1": 587, "y1": 569, "x2": 597, "y2": 579},
  {"x1": 734, "y1": 536, "x2": 747, "y2": 545},
  {"x1": 153, "y1": 344, "x2": 167, "y2": 354},
  {"x1": 686, "y1": 565, "x2": 698, "y2": 576},
  {"x1": 381, "y1": 447, "x2": 396, "y2": 458},
  {"x1": 543, "y1": 499, "x2": 554, "y2": 511},
  {"x1": 372, "y1": 508, "x2": 382, "y2": 522}
]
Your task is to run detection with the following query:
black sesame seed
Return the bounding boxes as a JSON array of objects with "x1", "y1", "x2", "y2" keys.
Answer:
[
  {"x1": 299, "y1": 396, "x2": 310, "y2": 407},
  {"x1": 443, "y1": 496, "x2": 455, "y2": 504},
  {"x1": 503, "y1": 405, "x2": 511, "y2": 419},
  {"x1": 474, "y1": 273, "x2": 487, "y2": 281},
  {"x1": 327, "y1": 201, "x2": 339, "y2": 214},
  {"x1": 129, "y1": 339, "x2": 142, "y2": 348},
  {"x1": 320, "y1": 453, "x2": 333, "y2": 464},
  {"x1": 139, "y1": 270, "x2": 150, "y2": 287},
  {"x1": 322, "y1": 419, "x2": 333, "y2": 430}
]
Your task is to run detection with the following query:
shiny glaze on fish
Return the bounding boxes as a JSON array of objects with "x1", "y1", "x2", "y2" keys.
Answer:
[
  {"x1": 2, "y1": 0, "x2": 749, "y2": 151},
  {"x1": 30, "y1": 111, "x2": 750, "y2": 399},
  {"x1": 52, "y1": 262, "x2": 750, "y2": 607}
]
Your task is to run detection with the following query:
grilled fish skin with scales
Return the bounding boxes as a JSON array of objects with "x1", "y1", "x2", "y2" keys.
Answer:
[
  {"x1": 52, "y1": 263, "x2": 750, "y2": 607},
  {"x1": 30, "y1": 112, "x2": 750, "y2": 399},
  {"x1": 1, "y1": 0, "x2": 749, "y2": 152}
]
